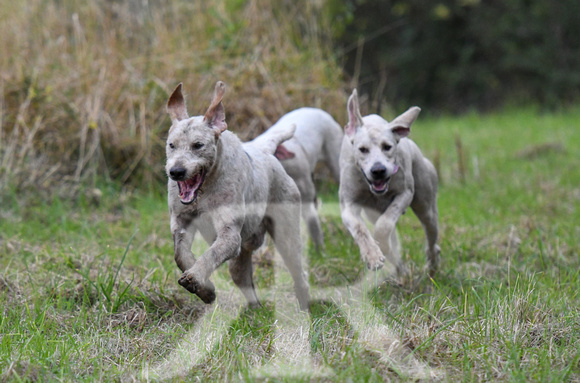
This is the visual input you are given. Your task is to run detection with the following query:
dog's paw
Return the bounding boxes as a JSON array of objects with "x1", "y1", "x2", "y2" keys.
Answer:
[
  {"x1": 247, "y1": 301, "x2": 262, "y2": 310},
  {"x1": 396, "y1": 263, "x2": 410, "y2": 278},
  {"x1": 366, "y1": 260, "x2": 384, "y2": 271},
  {"x1": 178, "y1": 272, "x2": 216, "y2": 304},
  {"x1": 426, "y1": 244, "x2": 441, "y2": 278},
  {"x1": 363, "y1": 251, "x2": 385, "y2": 271}
]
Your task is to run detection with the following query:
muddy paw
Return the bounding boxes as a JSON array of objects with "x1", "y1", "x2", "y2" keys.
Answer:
[
  {"x1": 178, "y1": 273, "x2": 216, "y2": 304},
  {"x1": 364, "y1": 251, "x2": 385, "y2": 271}
]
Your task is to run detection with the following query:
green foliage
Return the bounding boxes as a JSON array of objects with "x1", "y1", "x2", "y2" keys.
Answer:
[
  {"x1": 1, "y1": 2, "x2": 579, "y2": 380},
  {"x1": 2, "y1": 107, "x2": 579, "y2": 380},
  {"x1": 76, "y1": 231, "x2": 137, "y2": 313},
  {"x1": 335, "y1": 0, "x2": 580, "y2": 112}
]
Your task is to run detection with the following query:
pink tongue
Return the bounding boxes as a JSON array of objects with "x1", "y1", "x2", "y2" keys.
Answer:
[
  {"x1": 179, "y1": 173, "x2": 203, "y2": 201},
  {"x1": 373, "y1": 180, "x2": 387, "y2": 191}
]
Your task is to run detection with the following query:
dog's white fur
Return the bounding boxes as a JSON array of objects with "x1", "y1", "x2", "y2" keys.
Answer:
[
  {"x1": 339, "y1": 89, "x2": 440, "y2": 275},
  {"x1": 266, "y1": 108, "x2": 343, "y2": 250},
  {"x1": 165, "y1": 82, "x2": 309, "y2": 310}
]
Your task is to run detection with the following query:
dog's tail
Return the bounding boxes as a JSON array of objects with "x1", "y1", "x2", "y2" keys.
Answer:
[{"x1": 247, "y1": 123, "x2": 296, "y2": 155}]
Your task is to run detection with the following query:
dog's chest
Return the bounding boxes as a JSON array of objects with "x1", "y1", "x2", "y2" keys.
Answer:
[
  {"x1": 359, "y1": 191, "x2": 397, "y2": 214},
  {"x1": 188, "y1": 200, "x2": 267, "y2": 248}
]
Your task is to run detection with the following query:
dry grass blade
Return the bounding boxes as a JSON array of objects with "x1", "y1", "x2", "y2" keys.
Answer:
[{"x1": 0, "y1": 0, "x2": 346, "y2": 192}]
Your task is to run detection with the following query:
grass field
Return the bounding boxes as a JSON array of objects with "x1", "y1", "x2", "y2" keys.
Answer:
[{"x1": 1, "y1": 107, "x2": 579, "y2": 381}]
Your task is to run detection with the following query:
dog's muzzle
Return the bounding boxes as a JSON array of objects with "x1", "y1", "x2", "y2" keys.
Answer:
[{"x1": 363, "y1": 164, "x2": 398, "y2": 195}]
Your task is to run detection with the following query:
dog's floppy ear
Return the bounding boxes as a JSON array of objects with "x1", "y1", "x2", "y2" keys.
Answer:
[
  {"x1": 167, "y1": 83, "x2": 189, "y2": 124},
  {"x1": 204, "y1": 81, "x2": 227, "y2": 137},
  {"x1": 346, "y1": 89, "x2": 364, "y2": 138},
  {"x1": 390, "y1": 106, "x2": 421, "y2": 141}
]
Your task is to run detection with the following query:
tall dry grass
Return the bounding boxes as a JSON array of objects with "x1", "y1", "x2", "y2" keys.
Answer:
[{"x1": 0, "y1": 0, "x2": 346, "y2": 194}]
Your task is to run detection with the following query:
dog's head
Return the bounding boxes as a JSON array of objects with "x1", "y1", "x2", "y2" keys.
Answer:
[
  {"x1": 345, "y1": 89, "x2": 421, "y2": 195},
  {"x1": 165, "y1": 81, "x2": 227, "y2": 205}
]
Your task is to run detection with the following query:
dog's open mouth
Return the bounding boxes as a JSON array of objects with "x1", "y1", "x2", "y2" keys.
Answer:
[
  {"x1": 177, "y1": 170, "x2": 206, "y2": 204},
  {"x1": 370, "y1": 178, "x2": 390, "y2": 194}
]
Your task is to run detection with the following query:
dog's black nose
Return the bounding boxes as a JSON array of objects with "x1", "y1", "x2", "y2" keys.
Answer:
[
  {"x1": 169, "y1": 166, "x2": 187, "y2": 180},
  {"x1": 370, "y1": 163, "x2": 387, "y2": 179}
]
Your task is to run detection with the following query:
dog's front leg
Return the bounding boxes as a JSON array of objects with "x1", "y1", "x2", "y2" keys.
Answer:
[
  {"x1": 374, "y1": 191, "x2": 413, "y2": 274},
  {"x1": 178, "y1": 223, "x2": 242, "y2": 304},
  {"x1": 341, "y1": 201, "x2": 386, "y2": 270}
]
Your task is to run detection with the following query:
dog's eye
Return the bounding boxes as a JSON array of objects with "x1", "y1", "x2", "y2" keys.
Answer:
[
  {"x1": 359, "y1": 147, "x2": 369, "y2": 154},
  {"x1": 382, "y1": 144, "x2": 392, "y2": 152},
  {"x1": 192, "y1": 142, "x2": 204, "y2": 150},
  {"x1": 169, "y1": 143, "x2": 175, "y2": 149}
]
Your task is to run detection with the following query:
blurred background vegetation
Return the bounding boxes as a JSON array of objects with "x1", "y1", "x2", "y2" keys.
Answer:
[
  {"x1": 0, "y1": 0, "x2": 578, "y2": 195},
  {"x1": 334, "y1": 0, "x2": 580, "y2": 113}
]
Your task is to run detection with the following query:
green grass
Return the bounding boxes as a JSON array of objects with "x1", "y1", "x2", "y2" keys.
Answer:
[{"x1": 1, "y1": 107, "x2": 579, "y2": 381}]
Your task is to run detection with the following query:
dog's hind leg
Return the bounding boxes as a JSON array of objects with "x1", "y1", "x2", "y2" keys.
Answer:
[
  {"x1": 229, "y1": 246, "x2": 261, "y2": 308},
  {"x1": 304, "y1": 202, "x2": 324, "y2": 252},
  {"x1": 388, "y1": 228, "x2": 409, "y2": 277},
  {"x1": 299, "y1": 174, "x2": 324, "y2": 252},
  {"x1": 323, "y1": 139, "x2": 342, "y2": 183},
  {"x1": 415, "y1": 204, "x2": 440, "y2": 277},
  {"x1": 411, "y1": 164, "x2": 441, "y2": 277},
  {"x1": 266, "y1": 204, "x2": 310, "y2": 311}
]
